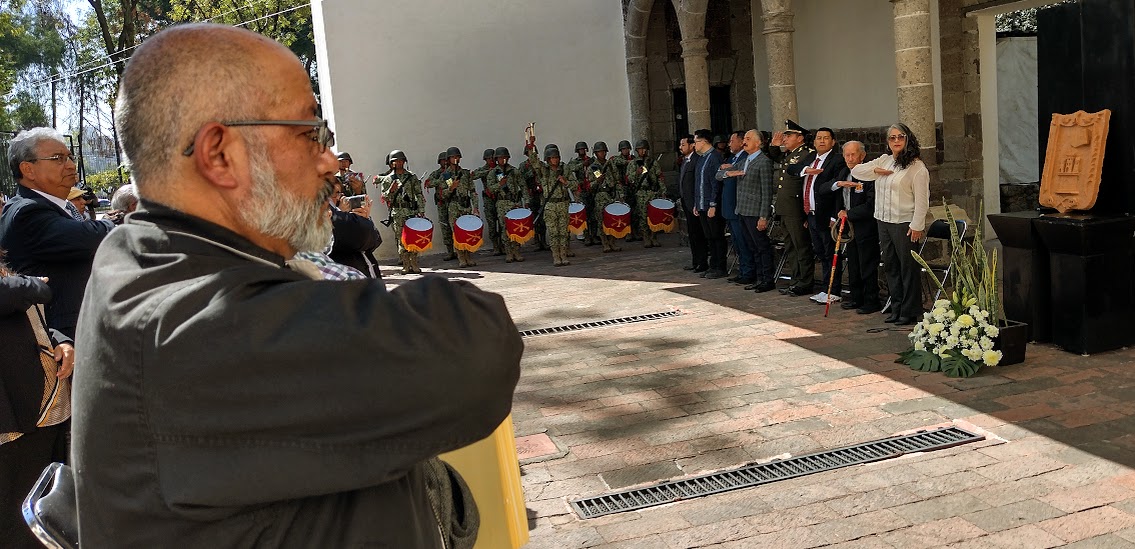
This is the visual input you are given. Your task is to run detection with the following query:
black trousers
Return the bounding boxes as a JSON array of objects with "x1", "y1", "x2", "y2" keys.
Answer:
[
  {"x1": 879, "y1": 220, "x2": 922, "y2": 318},
  {"x1": 739, "y1": 215, "x2": 775, "y2": 283},
  {"x1": 808, "y1": 212, "x2": 842, "y2": 296},
  {"x1": 780, "y1": 213, "x2": 814, "y2": 289},
  {"x1": 698, "y1": 212, "x2": 727, "y2": 273},
  {"x1": 845, "y1": 222, "x2": 881, "y2": 307},
  {"x1": 0, "y1": 420, "x2": 69, "y2": 549},
  {"x1": 682, "y1": 205, "x2": 708, "y2": 269}
]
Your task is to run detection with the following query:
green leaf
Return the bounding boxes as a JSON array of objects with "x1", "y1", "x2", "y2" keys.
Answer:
[
  {"x1": 941, "y1": 354, "x2": 981, "y2": 378},
  {"x1": 902, "y1": 350, "x2": 941, "y2": 372}
]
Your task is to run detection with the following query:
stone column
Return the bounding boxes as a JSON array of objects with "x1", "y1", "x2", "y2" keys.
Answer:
[
  {"x1": 893, "y1": 0, "x2": 936, "y2": 165},
  {"x1": 624, "y1": 0, "x2": 652, "y2": 141},
  {"x1": 681, "y1": 37, "x2": 712, "y2": 131},
  {"x1": 760, "y1": 0, "x2": 798, "y2": 126}
]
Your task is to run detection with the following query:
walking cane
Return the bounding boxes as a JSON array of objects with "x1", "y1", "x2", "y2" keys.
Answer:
[{"x1": 824, "y1": 216, "x2": 847, "y2": 318}]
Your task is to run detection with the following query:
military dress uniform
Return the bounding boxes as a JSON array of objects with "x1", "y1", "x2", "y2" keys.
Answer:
[
  {"x1": 766, "y1": 120, "x2": 817, "y2": 294},
  {"x1": 377, "y1": 158, "x2": 425, "y2": 274},
  {"x1": 489, "y1": 147, "x2": 527, "y2": 263},
  {"x1": 527, "y1": 146, "x2": 573, "y2": 266},
  {"x1": 441, "y1": 151, "x2": 479, "y2": 268},
  {"x1": 631, "y1": 146, "x2": 666, "y2": 248},
  {"x1": 471, "y1": 150, "x2": 504, "y2": 256},
  {"x1": 423, "y1": 152, "x2": 456, "y2": 260}
]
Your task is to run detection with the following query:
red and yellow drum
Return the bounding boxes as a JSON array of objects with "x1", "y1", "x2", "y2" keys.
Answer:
[
  {"x1": 602, "y1": 202, "x2": 632, "y2": 239},
  {"x1": 567, "y1": 203, "x2": 587, "y2": 235},
  {"x1": 647, "y1": 198, "x2": 677, "y2": 233},
  {"x1": 505, "y1": 208, "x2": 535, "y2": 244},
  {"x1": 401, "y1": 217, "x2": 434, "y2": 252},
  {"x1": 454, "y1": 214, "x2": 484, "y2": 252}
]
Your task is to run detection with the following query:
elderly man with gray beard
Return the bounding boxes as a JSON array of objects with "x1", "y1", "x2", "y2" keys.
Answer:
[{"x1": 70, "y1": 23, "x2": 523, "y2": 549}]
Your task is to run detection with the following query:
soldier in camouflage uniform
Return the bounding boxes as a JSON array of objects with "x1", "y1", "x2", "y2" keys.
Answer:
[
  {"x1": 606, "y1": 140, "x2": 639, "y2": 242},
  {"x1": 423, "y1": 151, "x2": 456, "y2": 261},
  {"x1": 589, "y1": 141, "x2": 623, "y2": 253},
  {"x1": 375, "y1": 150, "x2": 425, "y2": 273},
  {"x1": 564, "y1": 141, "x2": 595, "y2": 246},
  {"x1": 441, "y1": 146, "x2": 479, "y2": 267},
  {"x1": 488, "y1": 147, "x2": 527, "y2": 263},
  {"x1": 526, "y1": 145, "x2": 573, "y2": 266},
  {"x1": 518, "y1": 146, "x2": 548, "y2": 251},
  {"x1": 470, "y1": 149, "x2": 504, "y2": 256},
  {"x1": 630, "y1": 139, "x2": 666, "y2": 248}
]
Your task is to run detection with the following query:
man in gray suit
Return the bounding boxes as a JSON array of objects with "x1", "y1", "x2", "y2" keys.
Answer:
[{"x1": 727, "y1": 130, "x2": 776, "y2": 292}]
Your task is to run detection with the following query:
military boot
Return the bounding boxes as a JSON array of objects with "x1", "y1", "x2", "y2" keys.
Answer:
[
  {"x1": 565, "y1": 240, "x2": 576, "y2": 257},
  {"x1": 601, "y1": 235, "x2": 613, "y2": 253},
  {"x1": 443, "y1": 244, "x2": 457, "y2": 261},
  {"x1": 410, "y1": 253, "x2": 422, "y2": 274},
  {"x1": 466, "y1": 250, "x2": 478, "y2": 267},
  {"x1": 399, "y1": 251, "x2": 411, "y2": 274},
  {"x1": 610, "y1": 236, "x2": 622, "y2": 252},
  {"x1": 559, "y1": 245, "x2": 571, "y2": 266},
  {"x1": 551, "y1": 246, "x2": 562, "y2": 267}
]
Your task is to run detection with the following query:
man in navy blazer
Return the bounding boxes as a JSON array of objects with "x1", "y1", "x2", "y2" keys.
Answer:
[
  {"x1": 717, "y1": 131, "x2": 753, "y2": 284},
  {"x1": 1, "y1": 128, "x2": 115, "y2": 338},
  {"x1": 692, "y1": 129, "x2": 727, "y2": 278},
  {"x1": 801, "y1": 127, "x2": 847, "y2": 303}
]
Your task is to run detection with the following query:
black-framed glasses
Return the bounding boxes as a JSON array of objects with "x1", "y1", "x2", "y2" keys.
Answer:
[
  {"x1": 182, "y1": 119, "x2": 335, "y2": 156},
  {"x1": 29, "y1": 153, "x2": 77, "y2": 164}
]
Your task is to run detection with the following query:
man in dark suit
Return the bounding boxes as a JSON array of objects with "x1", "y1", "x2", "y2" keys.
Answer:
[
  {"x1": 766, "y1": 120, "x2": 816, "y2": 296},
  {"x1": 677, "y1": 135, "x2": 708, "y2": 272},
  {"x1": 834, "y1": 141, "x2": 881, "y2": 313},
  {"x1": 717, "y1": 131, "x2": 753, "y2": 284},
  {"x1": 0, "y1": 128, "x2": 115, "y2": 338},
  {"x1": 692, "y1": 129, "x2": 727, "y2": 279},
  {"x1": 803, "y1": 127, "x2": 848, "y2": 303},
  {"x1": 328, "y1": 181, "x2": 382, "y2": 278}
]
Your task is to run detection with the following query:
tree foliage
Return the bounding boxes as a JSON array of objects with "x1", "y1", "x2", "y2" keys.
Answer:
[{"x1": 0, "y1": 0, "x2": 69, "y2": 130}]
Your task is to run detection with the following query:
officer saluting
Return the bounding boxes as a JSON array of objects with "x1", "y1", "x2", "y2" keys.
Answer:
[{"x1": 766, "y1": 119, "x2": 817, "y2": 296}]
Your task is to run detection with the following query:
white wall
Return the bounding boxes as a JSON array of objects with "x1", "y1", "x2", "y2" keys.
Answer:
[
  {"x1": 790, "y1": 0, "x2": 943, "y2": 129},
  {"x1": 312, "y1": 0, "x2": 632, "y2": 257}
]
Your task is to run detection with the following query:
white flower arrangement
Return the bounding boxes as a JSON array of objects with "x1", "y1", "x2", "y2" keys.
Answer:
[{"x1": 898, "y1": 202, "x2": 1005, "y2": 378}]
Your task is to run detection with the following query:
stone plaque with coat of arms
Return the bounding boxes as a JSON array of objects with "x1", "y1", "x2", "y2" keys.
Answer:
[{"x1": 1039, "y1": 109, "x2": 1111, "y2": 213}]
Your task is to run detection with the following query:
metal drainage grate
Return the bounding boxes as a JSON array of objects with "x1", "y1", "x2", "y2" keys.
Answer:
[
  {"x1": 570, "y1": 426, "x2": 984, "y2": 519},
  {"x1": 518, "y1": 310, "x2": 681, "y2": 338}
]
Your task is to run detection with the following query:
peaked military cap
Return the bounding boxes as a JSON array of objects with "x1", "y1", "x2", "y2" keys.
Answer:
[{"x1": 784, "y1": 119, "x2": 807, "y2": 134}]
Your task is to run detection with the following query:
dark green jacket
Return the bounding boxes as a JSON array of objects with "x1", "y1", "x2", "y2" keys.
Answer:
[{"x1": 72, "y1": 202, "x2": 522, "y2": 548}]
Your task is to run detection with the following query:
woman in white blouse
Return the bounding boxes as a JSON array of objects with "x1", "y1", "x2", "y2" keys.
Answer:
[{"x1": 850, "y1": 123, "x2": 931, "y2": 326}]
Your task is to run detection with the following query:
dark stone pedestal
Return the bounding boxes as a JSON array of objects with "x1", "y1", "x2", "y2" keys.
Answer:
[
  {"x1": 989, "y1": 212, "x2": 1051, "y2": 342},
  {"x1": 1033, "y1": 214, "x2": 1135, "y2": 355}
]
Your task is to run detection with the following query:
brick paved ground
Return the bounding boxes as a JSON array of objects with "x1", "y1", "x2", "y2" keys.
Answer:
[{"x1": 400, "y1": 234, "x2": 1135, "y2": 548}]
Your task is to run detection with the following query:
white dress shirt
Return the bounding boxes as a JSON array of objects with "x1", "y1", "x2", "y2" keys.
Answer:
[
  {"x1": 31, "y1": 188, "x2": 70, "y2": 214},
  {"x1": 800, "y1": 150, "x2": 831, "y2": 214}
]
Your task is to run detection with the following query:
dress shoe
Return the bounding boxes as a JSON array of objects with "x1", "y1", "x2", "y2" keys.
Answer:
[
  {"x1": 743, "y1": 279, "x2": 765, "y2": 290},
  {"x1": 733, "y1": 276, "x2": 756, "y2": 285},
  {"x1": 884, "y1": 313, "x2": 900, "y2": 323},
  {"x1": 856, "y1": 304, "x2": 882, "y2": 314},
  {"x1": 693, "y1": 265, "x2": 709, "y2": 273},
  {"x1": 895, "y1": 316, "x2": 916, "y2": 326},
  {"x1": 683, "y1": 265, "x2": 696, "y2": 270},
  {"x1": 781, "y1": 286, "x2": 809, "y2": 297},
  {"x1": 753, "y1": 282, "x2": 776, "y2": 293},
  {"x1": 727, "y1": 275, "x2": 743, "y2": 283},
  {"x1": 703, "y1": 270, "x2": 726, "y2": 279},
  {"x1": 841, "y1": 301, "x2": 862, "y2": 310}
]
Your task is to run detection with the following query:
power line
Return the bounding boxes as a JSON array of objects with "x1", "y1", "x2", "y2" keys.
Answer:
[{"x1": 30, "y1": 1, "x2": 310, "y2": 88}]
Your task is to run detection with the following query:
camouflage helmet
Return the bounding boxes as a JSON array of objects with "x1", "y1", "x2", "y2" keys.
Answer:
[
  {"x1": 544, "y1": 143, "x2": 558, "y2": 152},
  {"x1": 635, "y1": 139, "x2": 649, "y2": 150},
  {"x1": 493, "y1": 146, "x2": 511, "y2": 159},
  {"x1": 618, "y1": 140, "x2": 632, "y2": 151},
  {"x1": 388, "y1": 149, "x2": 407, "y2": 165},
  {"x1": 544, "y1": 146, "x2": 561, "y2": 160},
  {"x1": 482, "y1": 148, "x2": 495, "y2": 160},
  {"x1": 712, "y1": 135, "x2": 727, "y2": 146},
  {"x1": 336, "y1": 152, "x2": 353, "y2": 163},
  {"x1": 437, "y1": 151, "x2": 448, "y2": 163},
  {"x1": 592, "y1": 141, "x2": 609, "y2": 153},
  {"x1": 446, "y1": 146, "x2": 462, "y2": 158},
  {"x1": 574, "y1": 141, "x2": 588, "y2": 152}
]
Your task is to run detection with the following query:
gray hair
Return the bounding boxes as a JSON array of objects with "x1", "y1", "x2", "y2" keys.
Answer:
[
  {"x1": 110, "y1": 183, "x2": 139, "y2": 211},
  {"x1": 115, "y1": 24, "x2": 283, "y2": 198},
  {"x1": 8, "y1": 127, "x2": 66, "y2": 180},
  {"x1": 843, "y1": 140, "x2": 866, "y2": 155}
]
